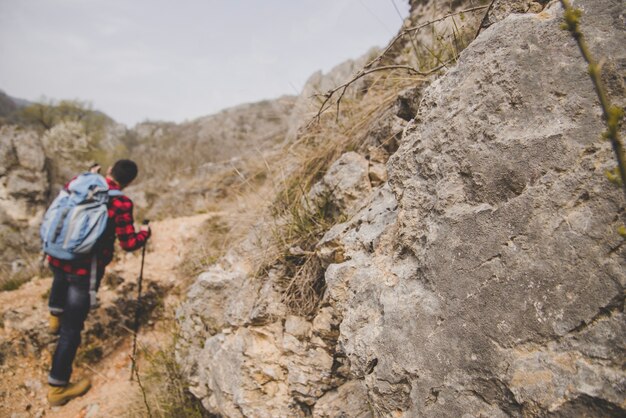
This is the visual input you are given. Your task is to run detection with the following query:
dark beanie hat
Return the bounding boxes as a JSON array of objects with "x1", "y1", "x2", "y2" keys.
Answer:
[{"x1": 111, "y1": 159, "x2": 138, "y2": 186}]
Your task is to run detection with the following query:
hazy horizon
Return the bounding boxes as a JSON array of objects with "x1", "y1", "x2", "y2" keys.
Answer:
[{"x1": 0, "y1": 0, "x2": 409, "y2": 127}]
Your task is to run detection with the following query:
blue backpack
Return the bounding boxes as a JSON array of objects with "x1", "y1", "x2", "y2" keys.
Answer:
[{"x1": 40, "y1": 172, "x2": 122, "y2": 260}]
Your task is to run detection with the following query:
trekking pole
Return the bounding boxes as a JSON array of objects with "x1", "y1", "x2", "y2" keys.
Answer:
[{"x1": 130, "y1": 219, "x2": 150, "y2": 381}]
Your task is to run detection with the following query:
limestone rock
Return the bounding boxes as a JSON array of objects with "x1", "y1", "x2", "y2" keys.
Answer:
[
  {"x1": 0, "y1": 127, "x2": 48, "y2": 220},
  {"x1": 284, "y1": 315, "x2": 312, "y2": 340},
  {"x1": 317, "y1": 184, "x2": 397, "y2": 268},
  {"x1": 13, "y1": 129, "x2": 45, "y2": 171},
  {"x1": 178, "y1": 1, "x2": 626, "y2": 416},
  {"x1": 368, "y1": 162, "x2": 387, "y2": 186},
  {"x1": 6, "y1": 169, "x2": 47, "y2": 202},
  {"x1": 306, "y1": 152, "x2": 372, "y2": 217},
  {"x1": 185, "y1": 320, "x2": 342, "y2": 417},
  {"x1": 349, "y1": 0, "x2": 624, "y2": 415},
  {"x1": 322, "y1": 0, "x2": 625, "y2": 416},
  {"x1": 312, "y1": 380, "x2": 372, "y2": 418},
  {"x1": 41, "y1": 121, "x2": 90, "y2": 185}
]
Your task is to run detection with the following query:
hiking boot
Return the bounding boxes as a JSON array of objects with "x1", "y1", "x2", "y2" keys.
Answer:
[
  {"x1": 49, "y1": 315, "x2": 61, "y2": 335},
  {"x1": 47, "y1": 378, "x2": 91, "y2": 406}
]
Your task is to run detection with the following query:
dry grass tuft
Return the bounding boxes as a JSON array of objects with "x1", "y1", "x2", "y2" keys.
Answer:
[
  {"x1": 140, "y1": 343, "x2": 211, "y2": 418},
  {"x1": 278, "y1": 255, "x2": 325, "y2": 317},
  {"x1": 0, "y1": 253, "x2": 47, "y2": 292},
  {"x1": 262, "y1": 71, "x2": 424, "y2": 317}
]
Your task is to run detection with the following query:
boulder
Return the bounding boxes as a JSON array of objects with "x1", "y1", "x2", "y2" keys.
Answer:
[
  {"x1": 333, "y1": 0, "x2": 625, "y2": 415},
  {"x1": 178, "y1": 1, "x2": 626, "y2": 416},
  {"x1": 306, "y1": 152, "x2": 372, "y2": 217}
]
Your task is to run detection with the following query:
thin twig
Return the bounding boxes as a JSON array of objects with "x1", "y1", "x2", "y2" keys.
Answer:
[
  {"x1": 311, "y1": 64, "x2": 446, "y2": 125},
  {"x1": 475, "y1": 0, "x2": 498, "y2": 38},
  {"x1": 308, "y1": 5, "x2": 489, "y2": 126},
  {"x1": 560, "y1": 0, "x2": 626, "y2": 199},
  {"x1": 82, "y1": 363, "x2": 110, "y2": 382},
  {"x1": 365, "y1": 5, "x2": 489, "y2": 70},
  {"x1": 130, "y1": 354, "x2": 153, "y2": 418}
]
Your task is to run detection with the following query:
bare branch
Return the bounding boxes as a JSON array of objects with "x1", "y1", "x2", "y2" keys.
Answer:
[
  {"x1": 310, "y1": 63, "x2": 449, "y2": 126},
  {"x1": 476, "y1": 0, "x2": 498, "y2": 38},
  {"x1": 364, "y1": 5, "x2": 489, "y2": 70},
  {"x1": 306, "y1": 5, "x2": 490, "y2": 127}
]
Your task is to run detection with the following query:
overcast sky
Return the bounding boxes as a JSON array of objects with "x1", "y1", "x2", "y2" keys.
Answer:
[{"x1": 0, "y1": 0, "x2": 409, "y2": 126}]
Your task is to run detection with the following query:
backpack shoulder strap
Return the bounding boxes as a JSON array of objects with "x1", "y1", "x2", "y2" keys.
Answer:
[{"x1": 108, "y1": 189, "x2": 124, "y2": 197}]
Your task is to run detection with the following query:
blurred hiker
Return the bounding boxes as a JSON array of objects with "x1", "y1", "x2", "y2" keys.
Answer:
[{"x1": 41, "y1": 159, "x2": 150, "y2": 406}]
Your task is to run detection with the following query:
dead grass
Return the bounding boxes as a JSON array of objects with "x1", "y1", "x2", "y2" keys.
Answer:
[
  {"x1": 259, "y1": 71, "x2": 425, "y2": 317},
  {"x1": 139, "y1": 342, "x2": 210, "y2": 418},
  {"x1": 263, "y1": 15, "x2": 482, "y2": 316},
  {"x1": 0, "y1": 253, "x2": 47, "y2": 292}
]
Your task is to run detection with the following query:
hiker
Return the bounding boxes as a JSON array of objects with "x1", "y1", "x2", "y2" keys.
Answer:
[{"x1": 43, "y1": 159, "x2": 150, "y2": 406}]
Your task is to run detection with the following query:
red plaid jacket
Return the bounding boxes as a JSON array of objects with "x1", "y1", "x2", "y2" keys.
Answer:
[{"x1": 48, "y1": 177, "x2": 149, "y2": 276}]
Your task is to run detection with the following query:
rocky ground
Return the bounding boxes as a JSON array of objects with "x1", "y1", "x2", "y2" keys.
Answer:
[{"x1": 0, "y1": 213, "x2": 213, "y2": 417}]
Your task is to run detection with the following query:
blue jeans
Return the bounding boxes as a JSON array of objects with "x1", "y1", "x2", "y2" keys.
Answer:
[{"x1": 48, "y1": 267, "x2": 102, "y2": 386}]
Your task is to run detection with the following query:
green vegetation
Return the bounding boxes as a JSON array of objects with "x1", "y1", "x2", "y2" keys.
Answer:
[{"x1": 19, "y1": 98, "x2": 110, "y2": 135}]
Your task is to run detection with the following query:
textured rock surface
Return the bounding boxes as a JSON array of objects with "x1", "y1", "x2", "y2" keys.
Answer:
[
  {"x1": 480, "y1": 0, "x2": 548, "y2": 30},
  {"x1": 178, "y1": 0, "x2": 625, "y2": 416},
  {"x1": 307, "y1": 152, "x2": 372, "y2": 217},
  {"x1": 41, "y1": 121, "x2": 91, "y2": 188},
  {"x1": 0, "y1": 126, "x2": 49, "y2": 270},
  {"x1": 381, "y1": 0, "x2": 624, "y2": 415},
  {"x1": 0, "y1": 127, "x2": 48, "y2": 222}
]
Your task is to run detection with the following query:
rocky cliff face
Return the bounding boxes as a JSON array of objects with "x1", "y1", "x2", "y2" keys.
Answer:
[
  {"x1": 177, "y1": 0, "x2": 625, "y2": 416},
  {"x1": 0, "y1": 126, "x2": 49, "y2": 267},
  {"x1": 126, "y1": 95, "x2": 297, "y2": 219}
]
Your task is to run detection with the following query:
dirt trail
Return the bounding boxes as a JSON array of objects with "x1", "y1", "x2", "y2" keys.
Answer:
[{"x1": 0, "y1": 213, "x2": 214, "y2": 417}]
